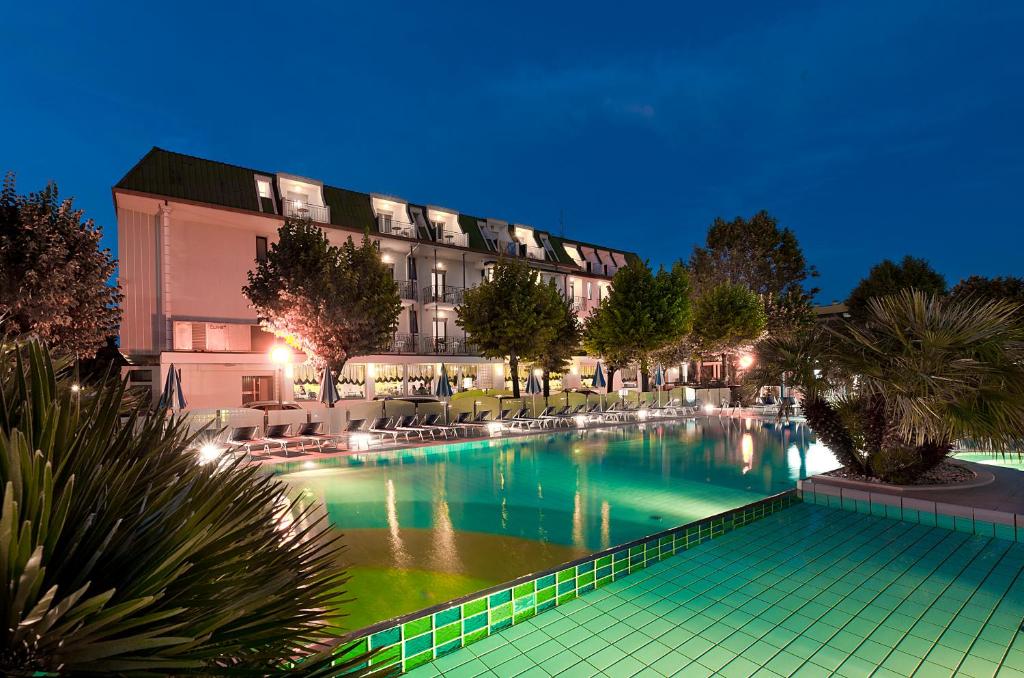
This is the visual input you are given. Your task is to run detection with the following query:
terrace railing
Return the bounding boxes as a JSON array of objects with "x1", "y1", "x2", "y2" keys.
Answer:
[
  {"x1": 382, "y1": 333, "x2": 419, "y2": 354},
  {"x1": 434, "y1": 229, "x2": 469, "y2": 248},
  {"x1": 282, "y1": 198, "x2": 330, "y2": 223},
  {"x1": 378, "y1": 216, "x2": 417, "y2": 239},
  {"x1": 420, "y1": 335, "x2": 477, "y2": 356},
  {"x1": 422, "y1": 285, "x2": 465, "y2": 305},
  {"x1": 395, "y1": 280, "x2": 418, "y2": 301}
]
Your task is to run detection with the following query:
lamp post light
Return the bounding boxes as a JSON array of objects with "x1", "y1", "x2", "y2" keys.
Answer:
[{"x1": 270, "y1": 345, "x2": 291, "y2": 406}]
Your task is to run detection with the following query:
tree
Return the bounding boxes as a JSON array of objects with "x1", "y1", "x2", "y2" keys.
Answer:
[
  {"x1": 689, "y1": 210, "x2": 817, "y2": 332},
  {"x1": 456, "y1": 257, "x2": 561, "y2": 398},
  {"x1": 583, "y1": 261, "x2": 691, "y2": 392},
  {"x1": 746, "y1": 291, "x2": 1024, "y2": 483},
  {"x1": 244, "y1": 218, "x2": 401, "y2": 371},
  {"x1": 950, "y1": 275, "x2": 1024, "y2": 305},
  {"x1": 0, "y1": 173, "x2": 121, "y2": 357},
  {"x1": 690, "y1": 283, "x2": 767, "y2": 384},
  {"x1": 846, "y1": 255, "x2": 946, "y2": 318},
  {"x1": 0, "y1": 339, "x2": 361, "y2": 674},
  {"x1": 534, "y1": 283, "x2": 581, "y2": 397}
]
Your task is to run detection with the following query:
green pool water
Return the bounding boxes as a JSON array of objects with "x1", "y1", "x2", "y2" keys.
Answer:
[{"x1": 274, "y1": 417, "x2": 837, "y2": 630}]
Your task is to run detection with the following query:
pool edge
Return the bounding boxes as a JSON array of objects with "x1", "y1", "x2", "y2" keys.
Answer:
[{"x1": 331, "y1": 489, "x2": 802, "y2": 673}]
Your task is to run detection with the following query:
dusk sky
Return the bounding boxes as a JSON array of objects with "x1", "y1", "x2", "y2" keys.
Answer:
[{"x1": 2, "y1": 1, "x2": 1021, "y2": 302}]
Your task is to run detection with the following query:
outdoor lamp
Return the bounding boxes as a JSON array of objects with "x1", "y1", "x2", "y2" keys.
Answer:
[{"x1": 739, "y1": 354, "x2": 754, "y2": 369}]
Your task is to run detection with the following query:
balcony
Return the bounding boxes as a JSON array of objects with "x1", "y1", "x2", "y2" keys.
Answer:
[
  {"x1": 420, "y1": 335, "x2": 477, "y2": 356},
  {"x1": 584, "y1": 261, "x2": 618, "y2": 277},
  {"x1": 396, "y1": 280, "x2": 418, "y2": 302},
  {"x1": 525, "y1": 245, "x2": 546, "y2": 260},
  {"x1": 434, "y1": 229, "x2": 469, "y2": 248},
  {"x1": 422, "y1": 285, "x2": 465, "y2": 306},
  {"x1": 380, "y1": 333, "x2": 478, "y2": 356},
  {"x1": 382, "y1": 333, "x2": 420, "y2": 354},
  {"x1": 283, "y1": 198, "x2": 330, "y2": 223},
  {"x1": 378, "y1": 216, "x2": 417, "y2": 239},
  {"x1": 571, "y1": 295, "x2": 587, "y2": 312}
]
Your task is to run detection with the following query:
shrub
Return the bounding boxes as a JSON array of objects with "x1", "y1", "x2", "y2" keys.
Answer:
[{"x1": 0, "y1": 340, "x2": 360, "y2": 675}]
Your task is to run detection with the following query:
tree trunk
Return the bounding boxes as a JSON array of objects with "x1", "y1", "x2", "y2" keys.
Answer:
[
  {"x1": 607, "y1": 366, "x2": 618, "y2": 393},
  {"x1": 639, "y1": 358, "x2": 650, "y2": 393},
  {"x1": 542, "y1": 370, "x2": 551, "y2": 399},
  {"x1": 696, "y1": 359, "x2": 703, "y2": 385},
  {"x1": 510, "y1": 355, "x2": 520, "y2": 398},
  {"x1": 802, "y1": 396, "x2": 865, "y2": 473},
  {"x1": 721, "y1": 352, "x2": 729, "y2": 385}
]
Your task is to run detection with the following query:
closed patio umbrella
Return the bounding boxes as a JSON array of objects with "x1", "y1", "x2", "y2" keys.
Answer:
[
  {"x1": 319, "y1": 366, "x2": 340, "y2": 408},
  {"x1": 593, "y1": 361, "x2": 607, "y2": 411},
  {"x1": 158, "y1": 364, "x2": 187, "y2": 410},
  {"x1": 434, "y1": 363, "x2": 454, "y2": 423},
  {"x1": 525, "y1": 371, "x2": 542, "y2": 415},
  {"x1": 653, "y1": 364, "x2": 665, "y2": 407}
]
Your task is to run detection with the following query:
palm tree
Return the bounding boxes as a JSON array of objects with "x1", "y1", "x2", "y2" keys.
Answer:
[
  {"x1": 0, "y1": 340, "x2": 364, "y2": 675},
  {"x1": 746, "y1": 290, "x2": 1024, "y2": 482}
]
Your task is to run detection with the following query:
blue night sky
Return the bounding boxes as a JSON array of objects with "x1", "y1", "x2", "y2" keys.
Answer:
[{"x1": 2, "y1": 1, "x2": 1022, "y2": 302}]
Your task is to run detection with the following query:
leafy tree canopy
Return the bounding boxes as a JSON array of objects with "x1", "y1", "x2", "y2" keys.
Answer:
[
  {"x1": 950, "y1": 275, "x2": 1024, "y2": 305},
  {"x1": 583, "y1": 260, "x2": 691, "y2": 391},
  {"x1": 689, "y1": 210, "x2": 817, "y2": 331},
  {"x1": 691, "y1": 282, "x2": 767, "y2": 357},
  {"x1": 244, "y1": 218, "x2": 401, "y2": 371},
  {"x1": 534, "y1": 283, "x2": 582, "y2": 396},
  {"x1": 846, "y1": 255, "x2": 946, "y2": 317},
  {"x1": 455, "y1": 257, "x2": 562, "y2": 397},
  {"x1": 0, "y1": 173, "x2": 121, "y2": 357}
]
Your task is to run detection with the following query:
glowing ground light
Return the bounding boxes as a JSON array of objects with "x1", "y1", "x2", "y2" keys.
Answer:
[
  {"x1": 703, "y1": 403, "x2": 716, "y2": 414},
  {"x1": 197, "y1": 443, "x2": 222, "y2": 465},
  {"x1": 739, "y1": 354, "x2": 754, "y2": 369}
]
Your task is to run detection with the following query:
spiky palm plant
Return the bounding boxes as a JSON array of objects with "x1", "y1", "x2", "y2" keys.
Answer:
[
  {"x1": 0, "y1": 340, "x2": 365, "y2": 675},
  {"x1": 746, "y1": 290, "x2": 1024, "y2": 482}
]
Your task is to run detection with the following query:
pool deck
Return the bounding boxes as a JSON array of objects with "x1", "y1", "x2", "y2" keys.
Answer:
[
  {"x1": 407, "y1": 503, "x2": 1024, "y2": 677},
  {"x1": 810, "y1": 462, "x2": 1024, "y2": 515},
  {"x1": 246, "y1": 413, "x2": 699, "y2": 466}
]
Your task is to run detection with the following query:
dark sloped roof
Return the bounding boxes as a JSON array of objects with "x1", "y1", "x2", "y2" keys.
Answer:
[
  {"x1": 116, "y1": 147, "x2": 636, "y2": 273},
  {"x1": 116, "y1": 147, "x2": 262, "y2": 212},
  {"x1": 323, "y1": 185, "x2": 376, "y2": 231}
]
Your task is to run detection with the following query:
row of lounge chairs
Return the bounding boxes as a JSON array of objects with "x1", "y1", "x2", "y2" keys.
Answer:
[{"x1": 218, "y1": 399, "x2": 702, "y2": 459}]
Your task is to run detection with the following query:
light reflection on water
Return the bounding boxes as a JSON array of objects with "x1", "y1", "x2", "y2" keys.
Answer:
[{"x1": 276, "y1": 417, "x2": 837, "y2": 626}]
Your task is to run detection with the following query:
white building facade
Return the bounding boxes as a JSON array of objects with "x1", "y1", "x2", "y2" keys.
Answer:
[{"x1": 114, "y1": 148, "x2": 636, "y2": 409}]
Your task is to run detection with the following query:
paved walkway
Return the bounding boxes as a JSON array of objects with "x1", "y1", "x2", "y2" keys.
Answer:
[{"x1": 408, "y1": 503, "x2": 1024, "y2": 677}]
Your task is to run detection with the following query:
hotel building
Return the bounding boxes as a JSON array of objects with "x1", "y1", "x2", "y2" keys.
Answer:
[{"x1": 114, "y1": 148, "x2": 640, "y2": 408}]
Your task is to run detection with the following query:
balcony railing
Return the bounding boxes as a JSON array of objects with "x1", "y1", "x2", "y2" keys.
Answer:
[
  {"x1": 283, "y1": 198, "x2": 330, "y2": 223},
  {"x1": 380, "y1": 333, "x2": 478, "y2": 356},
  {"x1": 378, "y1": 216, "x2": 416, "y2": 239},
  {"x1": 382, "y1": 332, "x2": 420, "y2": 354},
  {"x1": 422, "y1": 285, "x2": 465, "y2": 305},
  {"x1": 525, "y1": 245, "x2": 546, "y2": 260},
  {"x1": 571, "y1": 295, "x2": 588, "y2": 312},
  {"x1": 396, "y1": 280, "x2": 418, "y2": 301},
  {"x1": 434, "y1": 229, "x2": 469, "y2": 248},
  {"x1": 420, "y1": 335, "x2": 477, "y2": 356}
]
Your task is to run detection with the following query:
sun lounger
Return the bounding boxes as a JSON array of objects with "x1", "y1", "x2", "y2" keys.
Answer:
[
  {"x1": 369, "y1": 417, "x2": 407, "y2": 442},
  {"x1": 293, "y1": 420, "x2": 344, "y2": 452},
  {"x1": 459, "y1": 410, "x2": 492, "y2": 433},
  {"x1": 510, "y1": 406, "x2": 552, "y2": 429},
  {"x1": 395, "y1": 415, "x2": 435, "y2": 440},
  {"x1": 261, "y1": 423, "x2": 308, "y2": 456},
  {"x1": 225, "y1": 425, "x2": 271, "y2": 455},
  {"x1": 418, "y1": 413, "x2": 461, "y2": 439}
]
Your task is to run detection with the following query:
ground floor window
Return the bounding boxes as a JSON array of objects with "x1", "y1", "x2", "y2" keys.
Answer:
[{"x1": 241, "y1": 375, "x2": 274, "y2": 404}]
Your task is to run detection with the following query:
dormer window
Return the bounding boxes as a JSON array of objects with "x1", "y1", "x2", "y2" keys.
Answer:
[{"x1": 255, "y1": 176, "x2": 272, "y2": 199}]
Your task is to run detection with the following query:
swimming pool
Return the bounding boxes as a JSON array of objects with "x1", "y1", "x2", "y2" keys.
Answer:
[{"x1": 275, "y1": 417, "x2": 837, "y2": 630}]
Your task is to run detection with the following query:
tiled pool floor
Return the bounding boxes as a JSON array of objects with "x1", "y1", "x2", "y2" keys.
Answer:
[{"x1": 406, "y1": 502, "x2": 1024, "y2": 677}]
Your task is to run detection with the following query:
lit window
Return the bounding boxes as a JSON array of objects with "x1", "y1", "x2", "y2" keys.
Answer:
[
  {"x1": 586, "y1": 281, "x2": 593, "y2": 299},
  {"x1": 255, "y1": 176, "x2": 272, "y2": 199}
]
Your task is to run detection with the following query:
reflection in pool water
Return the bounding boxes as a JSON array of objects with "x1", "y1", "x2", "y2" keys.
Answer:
[{"x1": 275, "y1": 417, "x2": 836, "y2": 629}]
